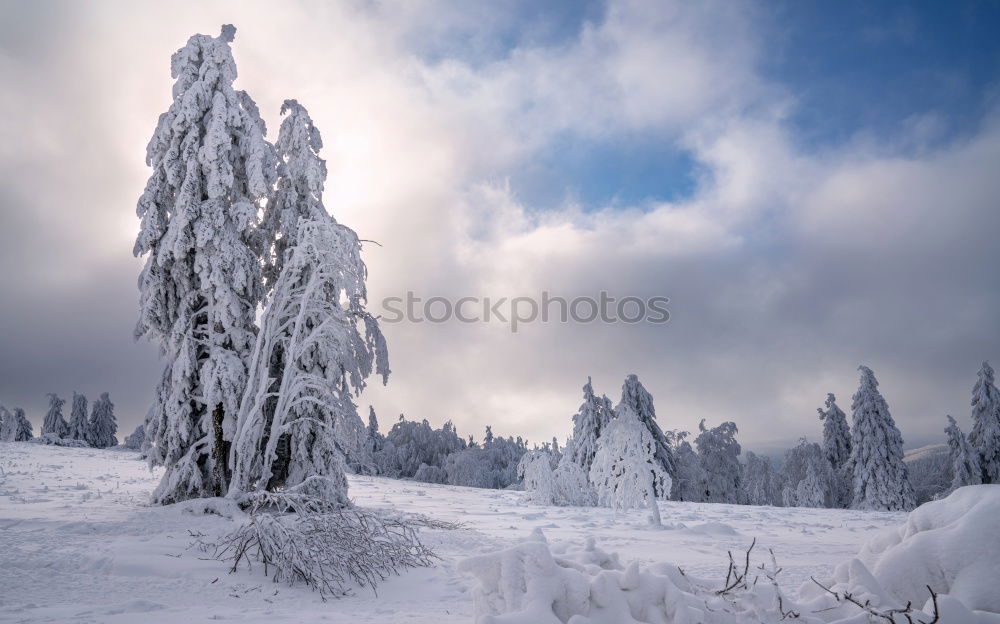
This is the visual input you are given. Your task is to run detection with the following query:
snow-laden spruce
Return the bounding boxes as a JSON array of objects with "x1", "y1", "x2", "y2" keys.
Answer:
[
  {"x1": 590, "y1": 403, "x2": 670, "y2": 526},
  {"x1": 846, "y1": 366, "x2": 916, "y2": 511},
  {"x1": 818, "y1": 393, "x2": 851, "y2": 469},
  {"x1": 228, "y1": 217, "x2": 389, "y2": 505},
  {"x1": 695, "y1": 419, "x2": 742, "y2": 504},
  {"x1": 0, "y1": 407, "x2": 33, "y2": 442},
  {"x1": 366, "y1": 406, "x2": 384, "y2": 456},
  {"x1": 567, "y1": 377, "x2": 614, "y2": 472},
  {"x1": 86, "y1": 393, "x2": 117, "y2": 449},
  {"x1": 968, "y1": 361, "x2": 1000, "y2": 484},
  {"x1": 67, "y1": 393, "x2": 89, "y2": 442},
  {"x1": 616, "y1": 374, "x2": 675, "y2": 494},
  {"x1": 669, "y1": 432, "x2": 704, "y2": 502},
  {"x1": 943, "y1": 415, "x2": 981, "y2": 494},
  {"x1": 41, "y1": 393, "x2": 68, "y2": 438},
  {"x1": 134, "y1": 25, "x2": 278, "y2": 503}
]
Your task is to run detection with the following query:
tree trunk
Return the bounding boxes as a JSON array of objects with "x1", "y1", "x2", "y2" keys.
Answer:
[{"x1": 212, "y1": 403, "x2": 228, "y2": 497}]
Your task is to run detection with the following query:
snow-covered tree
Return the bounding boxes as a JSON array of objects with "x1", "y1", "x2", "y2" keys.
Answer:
[
  {"x1": 134, "y1": 25, "x2": 278, "y2": 504},
  {"x1": 695, "y1": 419, "x2": 742, "y2": 504},
  {"x1": 87, "y1": 393, "x2": 118, "y2": 449},
  {"x1": 968, "y1": 361, "x2": 1000, "y2": 484},
  {"x1": 366, "y1": 406, "x2": 384, "y2": 457},
  {"x1": 123, "y1": 425, "x2": 146, "y2": 451},
  {"x1": 445, "y1": 432, "x2": 526, "y2": 490},
  {"x1": 67, "y1": 393, "x2": 89, "y2": 442},
  {"x1": 818, "y1": 393, "x2": 851, "y2": 469},
  {"x1": 567, "y1": 377, "x2": 613, "y2": 472},
  {"x1": 13, "y1": 408, "x2": 33, "y2": 441},
  {"x1": 669, "y1": 433, "x2": 705, "y2": 502},
  {"x1": 615, "y1": 374, "x2": 675, "y2": 496},
  {"x1": 41, "y1": 393, "x2": 68, "y2": 438},
  {"x1": 0, "y1": 407, "x2": 33, "y2": 442},
  {"x1": 228, "y1": 218, "x2": 388, "y2": 505},
  {"x1": 944, "y1": 415, "x2": 981, "y2": 494},
  {"x1": 846, "y1": 366, "x2": 916, "y2": 511},
  {"x1": 741, "y1": 451, "x2": 782, "y2": 506},
  {"x1": 590, "y1": 404, "x2": 670, "y2": 526},
  {"x1": 780, "y1": 439, "x2": 836, "y2": 508},
  {"x1": 519, "y1": 452, "x2": 596, "y2": 507}
]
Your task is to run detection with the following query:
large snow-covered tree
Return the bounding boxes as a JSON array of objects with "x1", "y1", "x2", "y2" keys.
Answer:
[
  {"x1": 87, "y1": 393, "x2": 118, "y2": 449},
  {"x1": 134, "y1": 25, "x2": 278, "y2": 503},
  {"x1": 228, "y1": 218, "x2": 389, "y2": 505},
  {"x1": 944, "y1": 415, "x2": 981, "y2": 494},
  {"x1": 616, "y1": 374, "x2": 675, "y2": 495},
  {"x1": 846, "y1": 366, "x2": 916, "y2": 511},
  {"x1": 695, "y1": 419, "x2": 742, "y2": 504},
  {"x1": 968, "y1": 361, "x2": 1000, "y2": 484},
  {"x1": 67, "y1": 393, "x2": 89, "y2": 442},
  {"x1": 41, "y1": 393, "x2": 68, "y2": 438},
  {"x1": 567, "y1": 377, "x2": 613, "y2": 472},
  {"x1": 590, "y1": 404, "x2": 670, "y2": 526}
]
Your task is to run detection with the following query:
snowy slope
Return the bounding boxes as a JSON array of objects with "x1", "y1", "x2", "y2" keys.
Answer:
[{"x1": 0, "y1": 442, "x2": 908, "y2": 623}]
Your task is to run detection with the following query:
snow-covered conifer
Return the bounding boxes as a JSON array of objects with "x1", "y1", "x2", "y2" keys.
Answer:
[
  {"x1": 41, "y1": 393, "x2": 68, "y2": 438},
  {"x1": 818, "y1": 393, "x2": 851, "y2": 469},
  {"x1": 1, "y1": 407, "x2": 33, "y2": 442},
  {"x1": 590, "y1": 404, "x2": 670, "y2": 525},
  {"x1": 616, "y1": 375, "x2": 675, "y2": 496},
  {"x1": 67, "y1": 393, "x2": 89, "y2": 442},
  {"x1": 366, "y1": 406, "x2": 384, "y2": 457},
  {"x1": 134, "y1": 25, "x2": 278, "y2": 503},
  {"x1": 968, "y1": 361, "x2": 1000, "y2": 483},
  {"x1": 695, "y1": 419, "x2": 742, "y2": 504},
  {"x1": 944, "y1": 415, "x2": 981, "y2": 494},
  {"x1": 228, "y1": 218, "x2": 388, "y2": 505},
  {"x1": 846, "y1": 366, "x2": 916, "y2": 511},
  {"x1": 519, "y1": 451, "x2": 557, "y2": 505},
  {"x1": 87, "y1": 393, "x2": 118, "y2": 449},
  {"x1": 13, "y1": 408, "x2": 33, "y2": 441},
  {"x1": 741, "y1": 451, "x2": 782, "y2": 506},
  {"x1": 567, "y1": 377, "x2": 613, "y2": 472},
  {"x1": 123, "y1": 425, "x2": 146, "y2": 451}
]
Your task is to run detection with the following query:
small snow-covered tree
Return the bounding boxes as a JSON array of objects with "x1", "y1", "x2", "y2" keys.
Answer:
[
  {"x1": 944, "y1": 415, "x2": 981, "y2": 494},
  {"x1": 818, "y1": 393, "x2": 851, "y2": 469},
  {"x1": 13, "y1": 408, "x2": 33, "y2": 441},
  {"x1": 590, "y1": 404, "x2": 670, "y2": 526},
  {"x1": 968, "y1": 361, "x2": 1000, "y2": 484},
  {"x1": 228, "y1": 218, "x2": 389, "y2": 505},
  {"x1": 41, "y1": 393, "x2": 68, "y2": 438},
  {"x1": 846, "y1": 366, "x2": 916, "y2": 511},
  {"x1": 123, "y1": 425, "x2": 146, "y2": 451},
  {"x1": 695, "y1": 419, "x2": 742, "y2": 504},
  {"x1": 67, "y1": 393, "x2": 89, "y2": 442},
  {"x1": 366, "y1": 406, "x2": 384, "y2": 457},
  {"x1": 616, "y1": 375, "x2": 675, "y2": 496},
  {"x1": 1, "y1": 407, "x2": 33, "y2": 442},
  {"x1": 87, "y1": 393, "x2": 118, "y2": 448},
  {"x1": 780, "y1": 439, "x2": 835, "y2": 508},
  {"x1": 567, "y1": 377, "x2": 613, "y2": 472},
  {"x1": 135, "y1": 25, "x2": 278, "y2": 503},
  {"x1": 519, "y1": 451, "x2": 557, "y2": 504},
  {"x1": 741, "y1": 451, "x2": 782, "y2": 506}
]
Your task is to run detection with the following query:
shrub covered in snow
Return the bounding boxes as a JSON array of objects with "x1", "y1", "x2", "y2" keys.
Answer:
[{"x1": 520, "y1": 451, "x2": 596, "y2": 507}]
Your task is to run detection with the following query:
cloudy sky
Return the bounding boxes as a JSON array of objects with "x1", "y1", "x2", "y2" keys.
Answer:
[{"x1": 1, "y1": 0, "x2": 998, "y2": 454}]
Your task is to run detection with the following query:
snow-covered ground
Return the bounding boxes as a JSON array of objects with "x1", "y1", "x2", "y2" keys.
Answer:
[{"x1": 0, "y1": 442, "x2": 909, "y2": 623}]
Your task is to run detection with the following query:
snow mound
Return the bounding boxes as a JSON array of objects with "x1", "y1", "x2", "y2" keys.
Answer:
[{"x1": 858, "y1": 484, "x2": 1000, "y2": 614}]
